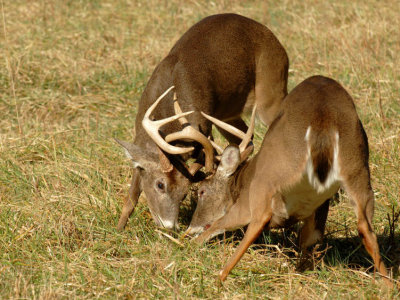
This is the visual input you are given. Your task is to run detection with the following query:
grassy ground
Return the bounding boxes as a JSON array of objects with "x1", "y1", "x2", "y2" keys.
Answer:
[{"x1": 1, "y1": 0, "x2": 399, "y2": 298}]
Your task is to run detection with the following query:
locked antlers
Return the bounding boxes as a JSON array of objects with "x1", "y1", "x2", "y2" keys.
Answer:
[
  {"x1": 142, "y1": 86, "x2": 215, "y2": 173},
  {"x1": 142, "y1": 86, "x2": 256, "y2": 174},
  {"x1": 142, "y1": 86, "x2": 195, "y2": 155},
  {"x1": 165, "y1": 94, "x2": 215, "y2": 173}
]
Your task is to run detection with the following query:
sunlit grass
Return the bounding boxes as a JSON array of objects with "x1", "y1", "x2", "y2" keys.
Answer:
[{"x1": 1, "y1": 0, "x2": 399, "y2": 298}]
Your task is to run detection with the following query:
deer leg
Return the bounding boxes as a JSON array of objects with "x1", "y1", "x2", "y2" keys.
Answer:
[
  {"x1": 219, "y1": 208, "x2": 273, "y2": 281},
  {"x1": 356, "y1": 202, "x2": 391, "y2": 286},
  {"x1": 117, "y1": 169, "x2": 142, "y2": 231},
  {"x1": 254, "y1": 52, "x2": 288, "y2": 127},
  {"x1": 343, "y1": 175, "x2": 391, "y2": 286},
  {"x1": 298, "y1": 199, "x2": 330, "y2": 271}
]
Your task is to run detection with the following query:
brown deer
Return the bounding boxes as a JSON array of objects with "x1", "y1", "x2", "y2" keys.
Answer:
[
  {"x1": 187, "y1": 75, "x2": 392, "y2": 286},
  {"x1": 116, "y1": 13, "x2": 288, "y2": 230}
]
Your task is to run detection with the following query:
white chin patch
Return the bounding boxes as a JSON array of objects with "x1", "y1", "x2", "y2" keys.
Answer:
[
  {"x1": 160, "y1": 219, "x2": 175, "y2": 229},
  {"x1": 186, "y1": 226, "x2": 204, "y2": 237},
  {"x1": 123, "y1": 148, "x2": 133, "y2": 160}
]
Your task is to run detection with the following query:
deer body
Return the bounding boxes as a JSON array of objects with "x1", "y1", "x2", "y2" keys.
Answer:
[
  {"x1": 117, "y1": 14, "x2": 288, "y2": 230},
  {"x1": 189, "y1": 75, "x2": 390, "y2": 285}
]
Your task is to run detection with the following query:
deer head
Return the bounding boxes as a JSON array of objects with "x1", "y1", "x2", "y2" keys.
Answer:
[
  {"x1": 188, "y1": 146, "x2": 241, "y2": 234},
  {"x1": 117, "y1": 86, "x2": 215, "y2": 229},
  {"x1": 187, "y1": 106, "x2": 256, "y2": 236},
  {"x1": 116, "y1": 140, "x2": 192, "y2": 229}
]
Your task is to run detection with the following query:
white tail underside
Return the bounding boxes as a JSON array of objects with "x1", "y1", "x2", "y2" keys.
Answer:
[{"x1": 304, "y1": 126, "x2": 341, "y2": 194}]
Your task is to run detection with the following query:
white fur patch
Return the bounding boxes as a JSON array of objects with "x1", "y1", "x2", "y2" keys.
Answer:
[
  {"x1": 124, "y1": 149, "x2": 143, "y2": 169},
  {"x1": 124, "y1": 148, "x2": 132, "y2": 160},
  {"x1": 304, "y1": 126, "x2": 311, "y2": 142},
  {"x1": 160, "y1": 219, "x2": 175, "y2": 229},
  {"x1": 186, "y1": 226, "x2": 204, "y2": 237},
  {"x1": 304, "y1": 126, "x2": 340, "y2": 194}
]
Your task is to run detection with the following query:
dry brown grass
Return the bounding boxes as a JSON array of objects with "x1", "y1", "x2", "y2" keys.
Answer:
[{"x1": 1, "y1": 0, "x2": 399, "y2": 298}]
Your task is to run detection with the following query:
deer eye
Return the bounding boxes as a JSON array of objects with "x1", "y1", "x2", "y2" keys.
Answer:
[
  {"x1": 198, "y1": 188, "x2": 205, "y2": 197},
  {"x1": 156, "y1": 180, "x2": 165, "y2": 191}
]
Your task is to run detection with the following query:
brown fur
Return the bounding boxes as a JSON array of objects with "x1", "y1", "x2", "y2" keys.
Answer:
[
  {"x1": 117, "y1": 14, "x2": 289, "y2": 230},
  {"x1": 189, "y1": 76, "x2": 392, "y2": 286}
]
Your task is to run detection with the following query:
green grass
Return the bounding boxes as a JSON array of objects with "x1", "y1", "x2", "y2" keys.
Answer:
[{"x1": 1, "y1": 0, "x2": 399, "y2": 298}]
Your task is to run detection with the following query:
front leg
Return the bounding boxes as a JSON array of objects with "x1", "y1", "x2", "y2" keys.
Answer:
[
  {"x1": 195, "y1": 187, "x2": 274, "y2": 281},
  {"x1": 219, "y1": 209, "x2": 272, "y2": 281},
  {"x1": 117, "y1": 169, "x2": 142, "y2": 231}
]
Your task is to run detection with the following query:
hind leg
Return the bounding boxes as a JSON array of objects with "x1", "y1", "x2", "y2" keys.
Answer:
[
  {"x1": 298, "y1": 199, "x2": 330, "y2": 271},
  {"x1": 299, "y1": 199, "x2": 330, "y2": 250},
  {"x1": 343, "y1": 171, "x2": 391, "y2": 286}
]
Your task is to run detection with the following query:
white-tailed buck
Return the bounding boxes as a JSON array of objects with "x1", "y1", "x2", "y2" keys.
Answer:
[
  {"x1": 116, "y1": 14, "x2": 288, "y2": 230},
  {"x1": 187, "y1": 75, "x2": 391, "y2": 286}
]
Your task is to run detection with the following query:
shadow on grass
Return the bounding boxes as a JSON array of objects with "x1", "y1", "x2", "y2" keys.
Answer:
[
  {"x1": 322, "y1": 233, "x2": 400, "y2": 278},
  {"x1": 178, "y1": 190, "x2": 198, "y2": 226},
  {"x1": 201, "y1": 226, "x2": 399, "y2": 279},
  {"x1": 179, "y1": 193, "x2": 399, "y2": 278}
]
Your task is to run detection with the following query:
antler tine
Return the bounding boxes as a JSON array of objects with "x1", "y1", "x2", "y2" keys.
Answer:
[
  {"x1": 201, "y1": 105, "x2": 257, "y2": 160},
  {"x1": 173, "y1": 93, "x2": 189, "y2": 125},
  {"x1": 142, "y1": 86, "x2": 195, "y2": 155},
  {"x1": 167, "y1": 95, "x2": 215, "y2": 173},
  {"x1": 165, "y1": 128, "x2": 214, "y2": 172},
  {"x1": 200, "y1": 113, "x2": 246, "y2": 140},
  {"x1": 238, "y1": 105, "x2": 257, "y2": 153},
  {"x1": 209, "y1": 138, "x2": 224, "y2": 155}
]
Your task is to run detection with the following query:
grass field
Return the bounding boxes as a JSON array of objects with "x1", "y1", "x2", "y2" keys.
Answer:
[{"x1": 1, "y1": 0, "x2": 399, "y2": 298}]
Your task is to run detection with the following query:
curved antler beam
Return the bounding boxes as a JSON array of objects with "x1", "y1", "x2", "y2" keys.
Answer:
[
  {"x1": 168, "y1": 94, "x2": 215, "y2": 173},
  {"x1": 142, "y1": 86, "x2": 195, "y2": 154},
  {"x1": 201, "y1": 105, "x2": 257, "y2": 161}
]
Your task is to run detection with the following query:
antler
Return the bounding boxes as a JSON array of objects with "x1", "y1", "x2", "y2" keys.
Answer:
[
  {"x1": 201, "y1": 105, "x2": 257, "y2": 162},
  {"x1": 164, "y1": 93, "x2": 214, "y2": 173},
  {"x1": 142, "y1": 86, "x2": 215, "y2": 174},
  {"x1": 142, "y1": 86, "x2": 195, "y2": 155}
]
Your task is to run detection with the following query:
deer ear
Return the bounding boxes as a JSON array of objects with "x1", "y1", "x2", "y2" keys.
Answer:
[
  {"x1": 157, "y1": 147, "x2": 174, "y2": 173},
  {"x1": 217, "y1": 145, "x2": 241, "y2": 177},
  {"x1": 115, "y1": 139, "x2": 156, "y2": 170}
]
